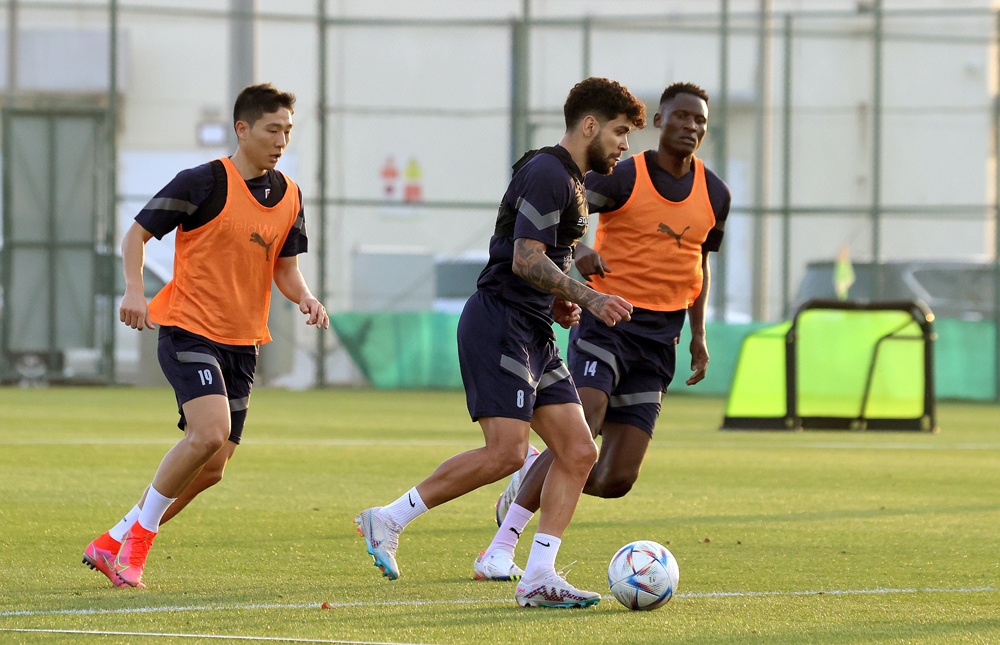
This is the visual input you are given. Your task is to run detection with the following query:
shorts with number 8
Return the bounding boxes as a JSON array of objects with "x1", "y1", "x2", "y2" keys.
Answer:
[{"x1": 457, "y1": 291, "x2": 580, "y2": 422}]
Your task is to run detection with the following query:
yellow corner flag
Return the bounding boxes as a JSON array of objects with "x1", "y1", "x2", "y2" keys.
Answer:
[{"x1": 834, "y1": 245, "x2": 855, "y2": 301}]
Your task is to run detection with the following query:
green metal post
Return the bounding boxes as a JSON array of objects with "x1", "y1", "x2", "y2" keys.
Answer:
[
  {"x1": 7, "y1": 0, "x2": 16, "y2": 97},
  {"x1": 582, "y1": 15, "x2": 591, "y2": 79},
  {"x1": 48, "y1": 119, "x2": 57, "y2": 375},
  {"x1": 714, "y1": 0, "x2": 729, "y2": 321},
  {"x1": 781, "y1": 13, "x2": 793, "y2": 319},
  {"x1": 316, "y1": 0, "x2": 328, "y2": 387},
  {"x1": 872, "y1": 0, "x2": 883, "y2": 298},
  {"x1": 107, "y1": 0, "x2": 118, "y2": 383},
  {"x1": 752, "y1": 0, "x2": 773, "y2": 322},
  {"x1": 993, "y1": 9, "x2": 1000, "y2": 401},
  {"x1": 510, "y1": 4, "x2": 530, "y2": 166}
]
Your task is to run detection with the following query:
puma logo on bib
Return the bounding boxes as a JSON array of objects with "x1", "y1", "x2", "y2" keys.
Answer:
[
  {"x1": 658, "y1": 223, "x2": 691, "y2": 248},
  {"x1": 250, "y1": 232, "x2": 279, "y2": 261}
]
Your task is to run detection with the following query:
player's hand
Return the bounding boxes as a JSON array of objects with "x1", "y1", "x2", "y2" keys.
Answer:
[
  {"x1": 575, "y1": 246, "x2": 611, "y2": 280},
  {"x1": 687, "y1": 333, "x2": 709, "y2": 385},
  {"x1": 589, "y1": 294, "x2": 632, "y2": 327},
  {"x1": 119, "y1": 289, "x2": 155, "y2": 330},
  {"x1": 553, "y1": 298, "x2": 582, "y2": 329},
  {"x1": 300, "y1": 298, "x2": 330, "y2": 329}
]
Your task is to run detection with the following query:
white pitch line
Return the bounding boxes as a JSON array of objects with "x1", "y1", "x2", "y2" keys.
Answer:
[
  {"x1": 0, "y1": 438, "x2": 480, "y2": 447},
  {"x1": 0, "y1": 629, "x2": 436, "y2": 645},
  {"x1": 1, "y1": 586, "x2": 994, "y2": 618},
  {"x1": 649, "y1": 441, "x2": 1000, "y2": 452},
  {"x1": 3, "y1": 437, "x2": 1000, "y2": 450},
  {"x1": 678, "y1": 586, "x2": 997, "y2": 598}
]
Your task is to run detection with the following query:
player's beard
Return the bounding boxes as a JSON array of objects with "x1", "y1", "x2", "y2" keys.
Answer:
[{"x1": 586, "y1": 136, "x2": 616, "y2": 175}]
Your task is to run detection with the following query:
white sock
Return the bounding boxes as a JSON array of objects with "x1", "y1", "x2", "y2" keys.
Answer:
[
  {"x1": 108, "y1": 504, "x2": 141, "y2": 542},
  {"x1": 136, "y1": 485, "x2": 176, "y2": 533},
  {"x1": 522, "y1": 532, "x2": 561, "y2": 581},
  {"x1": 487, "y1": 503, "x2": 534, "y2": 556},
  {"x1": 381, "y1": 487, "x2": 428, "y2": 529}
]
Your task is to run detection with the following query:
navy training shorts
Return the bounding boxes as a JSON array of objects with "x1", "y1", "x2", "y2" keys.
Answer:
[
  {"x1": 157, "y1": 326, "x2": 256, "y2": 444},
  {"x1": 458, "y1": 291, "x2": 581, "y2": 422},
  {"x1": 568, "y1": 309, "x2": 676, "y2": 436}
]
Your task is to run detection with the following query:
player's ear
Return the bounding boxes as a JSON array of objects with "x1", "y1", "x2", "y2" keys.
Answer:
[
  {"x1": 582, "y1": 114, "x2": 599, "y2": 138},
  {"x1": 653, "y1": 110, "x2": 664, "y2": 128},
  {"x1": 234, "y1": 120, "x2": 249, "y2": 141}
]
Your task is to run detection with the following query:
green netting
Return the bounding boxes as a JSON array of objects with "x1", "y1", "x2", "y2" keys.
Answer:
[
  {"x1": 331, "y1": 310, "x2": 994, "y2": 403},
  {"x1": 676, "y1": 321, "x2": 771, "y2": 395},
  {"x1": 932, "y1": 318, "x2": 995, "y2": 400},
  {"x1": 330, "y1": 311, "x2": 568, "y2": 389},
  {"x1": 331, "y1": 311, "x2": 763, "y2": 391},
  {"x1": 330, "y1": 311, "x2": 463, "y2": 389},
  {"x1": 725, "y1": 322, "x2": 790, "y2": 418},
  {"x1": 796, "y1": 309, "x2": 921, "y2": 418}
]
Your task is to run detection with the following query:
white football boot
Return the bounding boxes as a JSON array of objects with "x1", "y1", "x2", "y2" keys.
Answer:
[
  {"x1": 495, "y1": 444, "x2": 541, "y2": 526},
  {"x1": 354, "y1": 507, "x2": 401, "y2": 580},
  {"x1": 473, "y1": 549, "x2": 524, "y2": 582},
  {"x1": 515, "y1": 569, "x2": 601, "y2": 608}
]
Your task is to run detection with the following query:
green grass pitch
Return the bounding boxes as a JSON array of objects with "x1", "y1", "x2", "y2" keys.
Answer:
[{"x1": 0, "y1": 387, "x2": 998, "y2": 644}]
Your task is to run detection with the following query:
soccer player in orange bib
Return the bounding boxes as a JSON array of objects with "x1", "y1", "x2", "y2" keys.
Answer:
[
  {"x1": 82, "y1": 84, "x2": 329, "y2": 588},
  {"x1": 476, "y1": 83, "x2": 730, "y2": 578}
]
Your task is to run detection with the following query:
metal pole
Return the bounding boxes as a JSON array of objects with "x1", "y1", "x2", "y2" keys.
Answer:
[
  {"x1": 6, "y1": 0, "x2": 16, "y2": 96},
  {"x1": 714, "y1": 0, "x2": 729, "y2": 322},
  {"x1": 509, "y1": 1, "x2": 530, "y2": 166},
  {"x1": 578, "y1": 16, "x2": 596, "y2": 251},
  {"x1": 752, "y1": 0, "x2": 773, "y2": 321},
  {"x1": 107, "y1": 0, "x2": 118, "y2": 383},
  {"x1": 316, "y1": 0, "x2": 327, "y2": 387},
  {"x1": 48, "y1": 119, "x2": 57, "y2": 375},
  {"x1": 872, "y1": 0, "x2": 883, "y2": 297},
  {"x1": 229, "y1": 0, "x2": 255, "y2": 149},
  {"x1": 993, "y1": 9, "x2": 1000, "y2": 401},
  {"x1": 781, "y1": 13, "x2": 793, "y2": 319}
]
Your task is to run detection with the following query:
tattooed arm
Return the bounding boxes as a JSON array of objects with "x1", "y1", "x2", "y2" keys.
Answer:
[{"x1": 513, "y1": 237, "x2": 632, "y2": 326}]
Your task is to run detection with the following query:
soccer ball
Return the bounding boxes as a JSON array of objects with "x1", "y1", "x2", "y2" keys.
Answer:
[{"x1": 607, "y1": 540, "x2": 679, "y2": 611}]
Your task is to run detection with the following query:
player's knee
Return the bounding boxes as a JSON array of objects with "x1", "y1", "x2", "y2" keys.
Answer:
[
  {"x1": 186, "y1": 424, "x2": 229, "y2": 456},
  {"x1": 493, "y1": 449, "x2": 527, "y2": 479},
  {"x1": 583, "y1": 411, "x2": 605, "y2": 437},
  {"x1": 200, "y1": 466, "x2": 225, "y2": 490},
  {"x1": 565, "y1": 439, "x2": 599, "y2": 474},
  {"x1": 592, "y1": 472, "x2": 636, "y2": 499}
]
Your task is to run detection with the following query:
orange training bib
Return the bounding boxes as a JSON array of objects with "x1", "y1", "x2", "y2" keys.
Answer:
[
  {"x1": 148, "y1": 157, "x2": 299, "y2": 345},
  {"x1": 589, "y1": 155, "x2": 715, "y2": 311}
]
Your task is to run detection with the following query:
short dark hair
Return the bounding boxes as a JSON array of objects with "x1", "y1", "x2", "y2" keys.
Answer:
[
  {"x1": 564, "y1": 77, "x2": 646, "y2": 130},
  {"x1": 233, "y1": 83, "x2": 296, "y2": 129},
  {"x1": 659, "y1": 82, "x2": 710, "y2": 107}
]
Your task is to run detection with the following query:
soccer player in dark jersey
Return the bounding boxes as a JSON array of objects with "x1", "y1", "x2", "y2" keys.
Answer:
[
  {"x1": 82, "y1": 84, "x2": 329, "y2": 588},
  {"x1": 354, "y1": 78, "x2": 645, "y2": 608},
  {"x1": 477, "y1": 82, "x2": 731, "y2": 577}
]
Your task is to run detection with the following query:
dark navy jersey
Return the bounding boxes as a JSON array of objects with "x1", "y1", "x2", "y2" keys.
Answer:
[
  {"x1": 476, "y1": 145, "x2": 589, "y2": 334},
  {"x1": 135, "y1": 160, "x2": 308, "y2": 258},
  {"x1": 586, "y1": 150, "x2": 730, "y2": 252},
  {"x1": 584, "y1": 151, "x2": 730, "y2": 345}
]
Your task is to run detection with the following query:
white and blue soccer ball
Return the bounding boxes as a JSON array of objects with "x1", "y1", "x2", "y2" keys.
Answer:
[{"x1": 608, "y1": 540, "x2": 679, "y2": 611}]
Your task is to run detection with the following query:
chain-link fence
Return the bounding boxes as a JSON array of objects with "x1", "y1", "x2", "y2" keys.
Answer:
[{"x1": 0, "y1": 0, "x2": 997, "y2": 397}]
